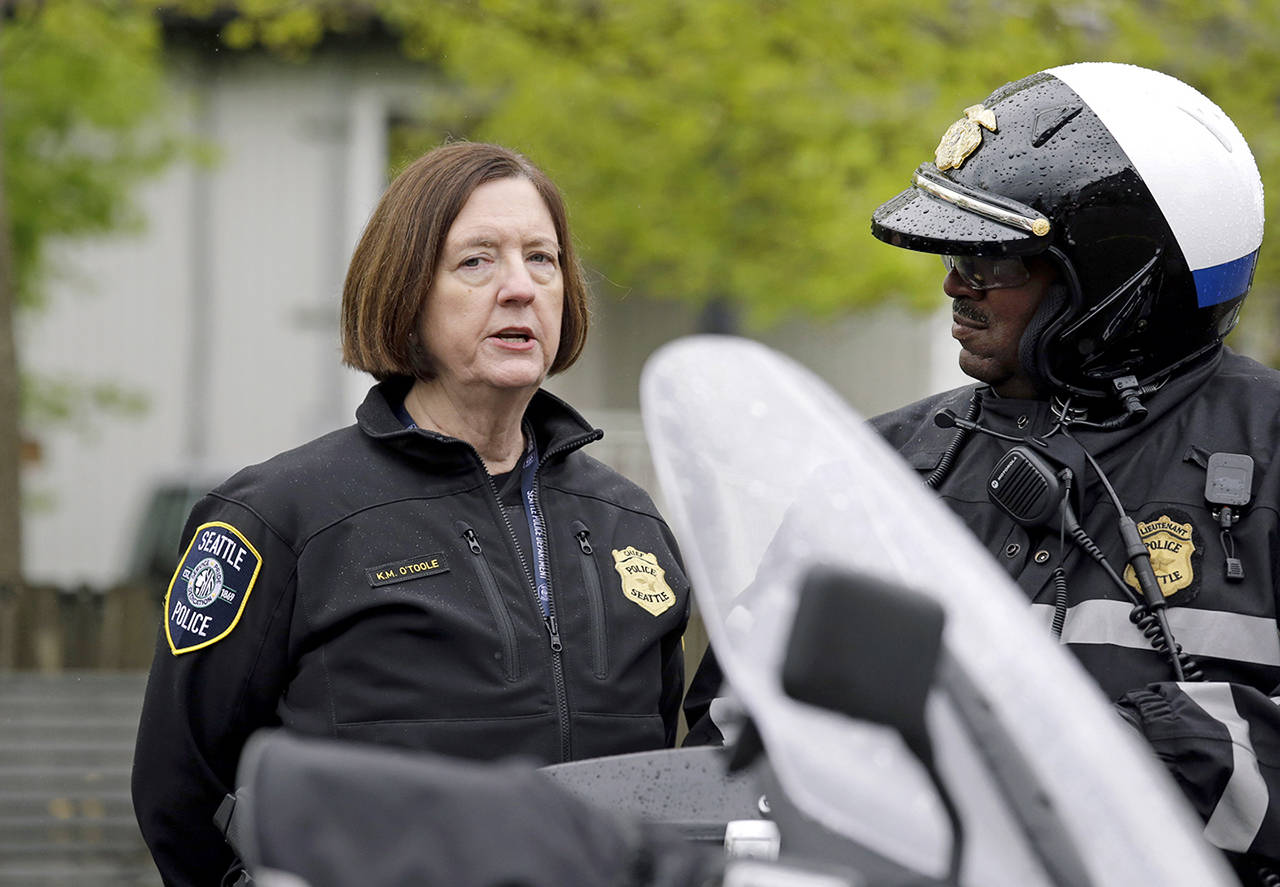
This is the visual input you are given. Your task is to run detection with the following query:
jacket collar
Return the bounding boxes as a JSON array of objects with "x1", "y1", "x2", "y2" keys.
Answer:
[
  {"x1": 1058, "y1": 345, "x2": 1224, "y2": 456},
  {"x1": 355, "y1": 376, "x2": 603, "y2": 470}
]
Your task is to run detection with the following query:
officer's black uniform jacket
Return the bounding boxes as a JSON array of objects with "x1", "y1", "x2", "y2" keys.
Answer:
[
  {"x1": 683, "y1": 347, "x2": 1280, "y2": 867},
  {"x1": 872, "y1": 346, "x2": 1280, "y2": 867},
  {"x1": 132, "y1": 379, "x2": 691, "y2": 886}
]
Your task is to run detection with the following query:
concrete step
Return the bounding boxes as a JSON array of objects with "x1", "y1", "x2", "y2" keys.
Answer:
[
  {"x1": 0, "y1": 718, "x2": 140, "y2": 744},
  {"x1": 0, "y1": 671, "x2": 148, "y2": 692},
  {"x1": 0, "y1": 683, "x2": 145, "y2": 699},
  {"x1": 0, "y1": 854, "x2": 160, "y2": 887},
  {"x1": 1, "y1": 789, "x2": 135, "y2": 819},
  {"x1": 0, "y1": 763, "x2": 132, "y2": 793},
  {"x1": 0, "y1": 740, "x2": 136, "y2": 768},
  {"x1": 0, "y1": 816, "x2": 146, "y2": 848},
  {"x1": 0, "y1": 671, "x2": 158, "y2": 886}
]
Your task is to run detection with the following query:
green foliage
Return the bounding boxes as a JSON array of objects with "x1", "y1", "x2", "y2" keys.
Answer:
[
  {"x1": 22, "y1": 374, "x2": 148, "y2": 437},
  {"x1": 161, "y1": 0, "x2": 1280, "y2": 335},
  {"x1": 158, "y1": 0, "x2": 372, "y2": 59},
  {"x1": 3, "y1": 0, "x2": 180, "y2": 311},
  {"x1": 364, "y1": 0, "x2": 1169, "y2": 326},
  {"x1": 22, "y1": 0, "x2": 1280, "y2": 336}
]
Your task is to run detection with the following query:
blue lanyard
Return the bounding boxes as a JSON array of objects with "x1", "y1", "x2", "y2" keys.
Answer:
[
  {"x1": 397, "y1": 403, "x2": 552, "y2": 618},
  {"x1": 517, "y1": 433, "x2": 553, "y2": 618}
]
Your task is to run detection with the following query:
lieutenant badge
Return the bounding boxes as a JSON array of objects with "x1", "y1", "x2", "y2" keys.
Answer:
[
  {"x1": 165, "y1": 521, "x2": 262, "y2": 654},
  {"x1": 1122, "y1": 511, "x2": 1202, "y2": 606},
  {"x1": 935, "y1": 104, "x2": 998, "y2": 171},
  {"x1": 612, "y1": 546, "x2": 677, "y2": 616}
]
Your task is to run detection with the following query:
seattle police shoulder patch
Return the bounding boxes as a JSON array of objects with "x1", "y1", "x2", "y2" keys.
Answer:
[
  {"x1": 165, "y1": 521, "x2": 263, "y2": 655},
  {"x1": 1122, "y1": 508, "x2": 1203, "y2": 607}
]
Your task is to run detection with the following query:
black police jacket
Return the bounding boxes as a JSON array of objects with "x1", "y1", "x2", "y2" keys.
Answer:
[
  {"x1": 684, "y1": 347, "x2": 1280, "y2": 872},
  {"x1": 132, "y1": 379, "x2": 691, "y2": 887},
  {"x1": 873, "y1": 347, "x2": 1280, "y2": 868}
]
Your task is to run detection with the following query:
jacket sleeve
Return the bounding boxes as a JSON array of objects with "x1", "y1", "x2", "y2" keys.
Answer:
[
  {"x1": 681, "y1": 647, "x2": 725, "y2": 747},
  {"x1": 1116, "y1": 680, "x2": 1280, "y2": 869},
  {"x1": 659, "y1": 605, "x2": 687, "y2": 748},
  {"x1": 131, "y1": 496, "x2": 297, "y2": 886}
]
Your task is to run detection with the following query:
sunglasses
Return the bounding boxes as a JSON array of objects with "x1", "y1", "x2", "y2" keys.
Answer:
[{"x1": 942, "y1": 255, "x2": 1032, "y2": 290}]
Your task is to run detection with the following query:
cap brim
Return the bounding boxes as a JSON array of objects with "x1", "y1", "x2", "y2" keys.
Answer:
[{"x1": 870, "y1": 174, "x2": 1047, "y2": 257}]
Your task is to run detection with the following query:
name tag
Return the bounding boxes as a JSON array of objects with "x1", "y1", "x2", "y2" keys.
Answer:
[{"x1": 366, "y1": 553, "x2": 449, "y2": 587}]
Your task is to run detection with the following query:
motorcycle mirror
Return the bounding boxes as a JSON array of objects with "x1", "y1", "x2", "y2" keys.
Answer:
[
  {"x1": 781, "y1": 565, "x2": 964, "y2": 883},
  {"x1": 781, "y1": 565, "x2": 944, "y2": 764}
]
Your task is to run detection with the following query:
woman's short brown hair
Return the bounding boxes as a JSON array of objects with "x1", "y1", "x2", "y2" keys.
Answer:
[{"x1": 341, "y1": 142, "x2": 589, "y2": 381}]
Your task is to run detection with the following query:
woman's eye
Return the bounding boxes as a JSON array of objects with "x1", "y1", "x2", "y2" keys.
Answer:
[{"x1": 461, "y1": 256, "x2": 486, "y2": 269}]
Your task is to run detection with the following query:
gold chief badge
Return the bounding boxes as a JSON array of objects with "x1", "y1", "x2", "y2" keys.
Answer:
[
  {"x1": 1123, "y1": 515, "x2": 1196, "y2": 599},
  {"x1": 935, "y1": 104, "x2": 997, "y2": 171},
  {"x1": 612, "y1": 546, "x2": 677, "y2": 616}
]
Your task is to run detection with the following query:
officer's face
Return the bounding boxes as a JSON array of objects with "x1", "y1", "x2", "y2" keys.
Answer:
[
  {"x1": 420, "y1": 177, "x2": 564, "y2": 397},
  {"x1": 945, "y1": 255, "x2": 1055, "y2": 399}
]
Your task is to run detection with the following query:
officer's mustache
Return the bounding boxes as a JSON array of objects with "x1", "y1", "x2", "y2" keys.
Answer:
[{"x1": 951, "y1": 298, "x2": 988, "y2": 326}]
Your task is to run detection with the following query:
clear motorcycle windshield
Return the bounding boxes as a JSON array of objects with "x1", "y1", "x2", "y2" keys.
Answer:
[{"x1": 640, "y1": 335, "x2": 1234, "y2": 886}]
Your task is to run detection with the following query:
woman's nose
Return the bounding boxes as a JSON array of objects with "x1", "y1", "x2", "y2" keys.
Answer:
[{"x1": 497, "y1": 256, "x2": 536, "y2": 303}]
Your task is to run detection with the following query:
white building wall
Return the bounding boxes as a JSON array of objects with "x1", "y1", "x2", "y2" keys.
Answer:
[
  {"x1": 21, "y1": 49, "x2": 430, "y2": 588},
  {"x1": 19, "y1": 45, "x2": 953, "y2": 589},
  {"x1": 20, "y1": 135, "x2": 197, "y2": 589}
]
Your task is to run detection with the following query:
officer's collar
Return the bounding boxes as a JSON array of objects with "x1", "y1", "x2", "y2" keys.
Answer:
[
  {"x1": 356, "y1": 376, "x2": 601, "y2": 467},
  {"x1": 1048, "y1": 346, "x2": 1224, "y2": 452}
]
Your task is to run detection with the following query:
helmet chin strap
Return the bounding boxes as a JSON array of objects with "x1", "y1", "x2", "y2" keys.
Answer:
[
  {"x1": 1017, "y1": 281, "x2": 1069, "y2": 397},
  {"x1": 1017, "y1": 247, "x2": 1160, "y2": 426},
  {"x1": 1049, "y1": 377, "x2": 1165, "y2": 432},
  {"x1": 1018, "y1": 272, "x2": 1161, "y2": 430}
]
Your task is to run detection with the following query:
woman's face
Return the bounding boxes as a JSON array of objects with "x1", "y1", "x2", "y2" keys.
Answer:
[{"x1": 420, "y1": 177, "x2": 564, "y2": 397}]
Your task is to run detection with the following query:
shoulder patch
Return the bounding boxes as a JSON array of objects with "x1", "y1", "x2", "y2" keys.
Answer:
[
  {"x1": 611, "y1": 546, "x2": 677, "y2": 616},
  {"x1": 165, "y1": 522, "x2": 263, "y2": 655},
  {"x1": 1122, "y1": 509, "x2": 1202, "y2": 606}
]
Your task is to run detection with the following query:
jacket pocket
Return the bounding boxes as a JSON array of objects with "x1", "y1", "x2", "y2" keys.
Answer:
[
  {"x1": 905, "y1": 449, "x2": 944, "y2": 472},
  {"x1": 457, "y1": 521, "x2": 521, "y2": 682},
  {"x1": 571, "y1": 520, "x2": 609, "y2": 679}
]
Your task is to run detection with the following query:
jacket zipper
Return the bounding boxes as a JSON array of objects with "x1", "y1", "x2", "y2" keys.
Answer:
[
  {"x1": 481, "y1": 461, "x2": 573, "y2": 762},
  {"x1": 525, "y1": 435, "x2": 601, "y2": 760},
  {"x1": 412, "y1": 424, "x2": 600, "y2": 762},
  {"x1": 457, "y1": 523, "x2": 520, "y2": 682},
  {"x1": 572, "y1": 521, "x2": 609, "y2": 679}
]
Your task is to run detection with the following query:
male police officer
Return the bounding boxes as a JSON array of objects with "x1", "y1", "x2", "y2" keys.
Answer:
[
  {"x1": 867, "y1": 62, "x2": 1280, "y2": 881},
  {"x1": 686, "y1": 61, "x2": 1280, "y2": 880}
]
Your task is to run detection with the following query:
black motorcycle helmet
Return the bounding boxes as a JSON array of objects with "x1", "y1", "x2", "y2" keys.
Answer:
[{"x1": 872, "y1": 63, "x2": 1265, "y2": 401}]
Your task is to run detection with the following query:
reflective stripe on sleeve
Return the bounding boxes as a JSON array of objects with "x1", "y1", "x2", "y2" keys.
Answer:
[
  {"x1": 1030, "y1": 600, "x2": 1280, "y2": 667},
  {"x1": 1179, "y1": 682, "x2": 1268, "y2": 853}
]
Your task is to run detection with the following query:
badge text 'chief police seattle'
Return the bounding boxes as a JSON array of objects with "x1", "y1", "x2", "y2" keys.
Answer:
[{"x1": 870, "y1": 63, "x2": 1280, "y2": 879}]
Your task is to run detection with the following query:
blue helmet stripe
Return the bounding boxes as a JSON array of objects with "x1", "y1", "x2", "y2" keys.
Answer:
[{"x1": 1194, "y1": 250, "x2": 1259, "y2": 308}]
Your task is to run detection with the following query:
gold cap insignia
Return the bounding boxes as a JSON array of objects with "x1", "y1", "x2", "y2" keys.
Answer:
[
  {"x1": 935, "y1": 104, "x2": 998, "y2": 171},
  {"x1": 611, "y1": 546, "x2": 677, "y2": 616},
  {"x1": 1123, "y1": 515, "x2": 1196, "y2": 599}
]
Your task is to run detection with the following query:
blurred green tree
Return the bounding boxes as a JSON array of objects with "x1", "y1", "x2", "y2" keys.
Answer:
[
  {"x1": 8, "y1": 0, "x2": 1280, "y2": 614},
  {"x1": 0, "y1": 0, "x2": 179, "y2": 657},
  {"x1": 180, "y1": 0, "x2": 1280, "y2": 346}
]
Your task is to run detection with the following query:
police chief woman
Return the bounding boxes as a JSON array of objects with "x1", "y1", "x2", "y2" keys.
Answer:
[{"x1": 132, "y1": 142, "x2": 691, "y2": 887}]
